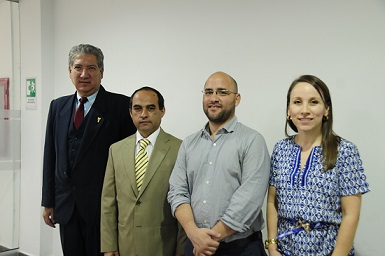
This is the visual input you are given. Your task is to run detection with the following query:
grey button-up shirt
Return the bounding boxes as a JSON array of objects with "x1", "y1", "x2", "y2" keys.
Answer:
[{"x1": 168, "y1": 116, "x2": 270, "y2": 242}]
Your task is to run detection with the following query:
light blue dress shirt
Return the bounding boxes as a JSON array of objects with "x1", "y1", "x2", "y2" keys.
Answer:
[
  {"x1": 168, "y1": 116, "x2": 270, "y2": 242},
  {"x1": 76, "y1": 90, "x2": 98, "y2": 116}
]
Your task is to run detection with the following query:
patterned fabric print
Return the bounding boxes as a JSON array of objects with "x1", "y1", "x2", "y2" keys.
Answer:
[{"x1": 269, "y1": 136, "x2": 370, "y2": 256}]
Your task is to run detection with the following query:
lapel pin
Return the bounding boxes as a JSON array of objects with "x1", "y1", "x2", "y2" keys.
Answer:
[{"x1": 97, "y1": 117, "x2": 101, "y2": 123}]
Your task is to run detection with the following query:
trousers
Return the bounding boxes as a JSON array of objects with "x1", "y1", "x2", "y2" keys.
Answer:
[{"x1": 184, "y1": 231, "x2": 267, "y2": 256}]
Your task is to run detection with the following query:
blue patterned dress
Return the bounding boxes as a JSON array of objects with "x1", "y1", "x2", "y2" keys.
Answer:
[{"x1": 269, "y1": 136, "x2": 370, "y2": 256}]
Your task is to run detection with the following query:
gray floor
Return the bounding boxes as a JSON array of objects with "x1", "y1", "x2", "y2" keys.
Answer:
[{"x1": 0, "y1": 247, "x2": 28, "y2": 256}]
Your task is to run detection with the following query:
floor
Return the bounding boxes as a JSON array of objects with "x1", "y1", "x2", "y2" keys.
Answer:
[{"x1": 0, "y1": 246, "x2": 28, "y2": 256}]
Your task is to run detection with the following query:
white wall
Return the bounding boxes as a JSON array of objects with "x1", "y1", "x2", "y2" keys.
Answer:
[
  {"x1": 18, "y1": 0, "x2": 385, "y2": 255},
  {"x1": 18, "y1": 0, "x2": 56, "y2": 255},
  {"x1": 0, "y1": 2, "x2": 14, "y2": 247},
  {"x1": 0, "y1": 0, "x2": 20, "y2": 251},
  {"x1": 19, "y1": 0, "x2": 43, "y2": 254}
]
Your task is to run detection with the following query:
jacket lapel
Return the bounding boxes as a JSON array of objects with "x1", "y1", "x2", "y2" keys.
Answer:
[
  {"x1": 122, "y1": 136, "x2": 139, "y2": 197},
  {"x1": 73, "y1": 86, "x2": 106, "y2": 168},
  {"x1": 57, "y1": 95, "x2": 75, "y2": 160},
  {"x1": 138, "y1": 129, "x2": 169, "y2": 197}
]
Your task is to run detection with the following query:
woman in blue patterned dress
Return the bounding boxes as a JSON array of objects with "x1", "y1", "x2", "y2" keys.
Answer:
[{"x1": 265, "y1": 75, "x2": 369, "y2": 256}]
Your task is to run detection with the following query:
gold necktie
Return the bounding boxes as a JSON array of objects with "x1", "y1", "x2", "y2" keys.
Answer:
[{"x1": 135, "y1": 139, "x2": 150, "y2": 191}]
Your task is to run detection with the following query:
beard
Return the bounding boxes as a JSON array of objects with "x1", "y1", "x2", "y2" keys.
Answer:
[{"x1": 204, "y1": 104, "x2": 235, "y2": 124}]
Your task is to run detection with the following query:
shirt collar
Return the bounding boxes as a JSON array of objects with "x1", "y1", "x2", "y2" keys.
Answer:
[
  {"x1": 76, "y1": 89, "x2": 98, "y2": 106},
  {"x1": 135, "y1": 127, "x2": 161, "y2": 146},
  {"x1": 201, "y1": 116, "x2": 238, "y2": 137}
]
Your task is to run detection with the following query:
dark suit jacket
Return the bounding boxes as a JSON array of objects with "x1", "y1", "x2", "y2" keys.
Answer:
[
  {"x1": 41, "y1": 85, "x2": 136, "y2": 226},
  {"x1": 101, "y1": 129, "x2": 186, "y2": 256}
]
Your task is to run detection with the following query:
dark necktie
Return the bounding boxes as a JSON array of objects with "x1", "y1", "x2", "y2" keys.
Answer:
[{"x1": 73, "y1": 97, "x2": 88, "y2": 130}]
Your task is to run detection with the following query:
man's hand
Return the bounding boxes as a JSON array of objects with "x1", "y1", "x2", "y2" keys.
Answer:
[
  {"x1": 174, "y1": 204, "x2": 220, "y2": 256},
  {"x1": 211, "y1": 221, "x2": 235, "y2": 242},
  {"x1": 104, "y1": 252, "x2": 119, "y2": 256},
  {"x1": 187, "y1": 227, "x2": 220, "y2": 256},
  {"x1": 42, "y1": 207, "x2": 55, "y2": 228}
]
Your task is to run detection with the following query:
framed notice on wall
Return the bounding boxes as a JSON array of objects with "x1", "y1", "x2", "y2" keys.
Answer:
[
  {"x1": 26, "y1": 77, "x2": 37, "y2": 109},
  {"x1": 0, "y1": 77, "x2": 10, "y2": 110}
]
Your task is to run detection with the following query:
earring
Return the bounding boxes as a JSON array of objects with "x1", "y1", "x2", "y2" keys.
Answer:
[
  {"x1": 287, "y1": 115, "x2": 291, "y2": 121},
  {"x1": 323, "y1": 115, "x2": 329, "y2": 121}
]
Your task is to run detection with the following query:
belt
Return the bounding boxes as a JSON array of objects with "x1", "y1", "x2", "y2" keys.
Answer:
[
  {"x1": 219, "y1": 231, "x2": 262, "y2": 249},
  {"x1": 276, "y1": 219, "x2": 328, "y2": 240}
]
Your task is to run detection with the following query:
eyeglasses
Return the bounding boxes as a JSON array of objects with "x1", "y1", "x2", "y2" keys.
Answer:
[{"x1": 202, "y1": 89, "x2": 238, "y2": 97}]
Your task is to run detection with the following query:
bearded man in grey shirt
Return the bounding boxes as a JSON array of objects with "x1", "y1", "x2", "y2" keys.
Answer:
[{"x1": 168, "y1": 71, "x2": 270, "y2": 256}]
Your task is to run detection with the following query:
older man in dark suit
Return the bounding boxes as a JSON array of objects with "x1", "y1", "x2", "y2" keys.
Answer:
[{"x1": 41, "y1": 44, "x2": 136, "y2": 256}]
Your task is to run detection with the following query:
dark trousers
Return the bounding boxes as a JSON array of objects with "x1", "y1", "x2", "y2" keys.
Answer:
[
  {"x1": 184, "y1": 231, "x2": 267, "y2": 256},
  {"x1": 59, "y1": 205, "x2": 103, "y2": 256}
]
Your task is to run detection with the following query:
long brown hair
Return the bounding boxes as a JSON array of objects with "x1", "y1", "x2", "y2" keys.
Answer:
[{"x1": 285, "y1": 75, "x2": 340, "y2": 171}]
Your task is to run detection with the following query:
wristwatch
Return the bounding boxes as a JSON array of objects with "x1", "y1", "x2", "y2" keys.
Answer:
[{"x1": 264, "y1": 238, "x2": 278, "y2": 249}]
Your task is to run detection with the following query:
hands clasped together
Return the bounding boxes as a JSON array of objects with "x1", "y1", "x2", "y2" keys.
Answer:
[{"x1": 187, "y1": 227, "x2": 221, "y2": 256}]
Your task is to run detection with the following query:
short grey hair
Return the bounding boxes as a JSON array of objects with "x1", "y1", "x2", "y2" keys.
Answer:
[{"x1": 68, "y1": 44, "x2": 104, "y2": 69}]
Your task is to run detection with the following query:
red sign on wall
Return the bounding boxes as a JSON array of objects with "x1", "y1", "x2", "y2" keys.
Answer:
[{"x1": 0, "y1": 78, "x2": 10, "y2": 110}]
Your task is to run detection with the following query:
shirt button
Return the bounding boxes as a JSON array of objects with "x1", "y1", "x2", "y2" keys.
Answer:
[
  {"x1": 213, "y1": 143, "x2": 216, "y2": 146},
  {"x1": 203, "y1": 200, "x2": 206, "y2": 204},
  {"x1": 206, "y1": 181, "x2": 209, "y2": 184},
  {"x1": 209, "y1": 161, "x2": 212, "y2": 165},
  {"x1": 204, "y1": 220, "x2": 207, "y2": 224}
]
